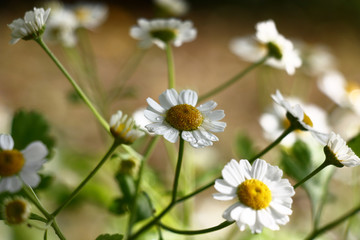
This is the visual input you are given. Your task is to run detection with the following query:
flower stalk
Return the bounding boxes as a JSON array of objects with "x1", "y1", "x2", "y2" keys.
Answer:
[{"x1": 166, "y1": 43, "x2": 176, "y2": 89}]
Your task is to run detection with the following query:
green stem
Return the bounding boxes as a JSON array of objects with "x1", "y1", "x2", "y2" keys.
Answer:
[
  {"x1": 52, "y1": 141, "x2": 120, "y2": 217},
  {"x1": 176, "y1": 179, "x2": 216, "y2": 204},
  {"x1": 249, "y1": 126, "x2": 294, "y2": 163},
  {"x1": 51, "y1": 220, "x2": 66, "y2": 240},
  {"x1": 294, "y1": 161, "x2": 329, "y2": 189},
  {"x1": 305, "y1": 203, "x2": 360, "y2": 240},
  {"x1": 126, "y1": 136, "x2": 160, "y2": 237},
  {"x1": 165, "y1": 43, "x2": 176, "y2": 89},
  {"x1": 130, "y1": 138, "x2": 185, "y2": 239},
  {"x1": 198, "y1": 55, "x2": 269, "y2": 102},
  {"x1": 35, "y1": 37, "x2": 109, "y2": 132},
  {"x1": 159, "y1": 220, "x2": 234, "y2": 235}
]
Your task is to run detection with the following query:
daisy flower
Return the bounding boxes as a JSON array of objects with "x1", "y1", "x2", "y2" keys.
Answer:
[
  {"x1": 324, "y1": 132, "x2": 360, "y2": 167},
  {"x1": 2, "y1": 197, "x2": 31, "y2": 225},
  {"x1": 0, "y1": 134, "x2": 47, "y2": 193},
  {"x1": 230, "y1": 19, "x2": 301, "y2": 75},
  {"x1": 73, "y1": 3, "x2": 108, "y2": 30},
  {"x1": 154, "y1": 0, "x2": 189, "y2": 17},
  {"x1": 213, "y1": 159, "x2": 295, "y2": 233},
  {"x1": 8, "y1": 7, "x2": 51, "y2": 44},
  {"x1": 110, "y1": 110, "x2": 145, "y2": 144},
  {"x1": 130, "y1": 18, "x2": 197, "y2": 49},
  {"x1": 271, "y1": 90, "x2": 329, "y2": 145},
  {"x1": 144, "y1": 89, "x2": 226, "y2": 148}
]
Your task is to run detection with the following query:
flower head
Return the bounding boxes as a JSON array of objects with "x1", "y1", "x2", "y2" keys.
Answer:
[
  {"x1": 154, "y1": 0, "x2": 189, "y2": 17},
  {"x1": 324, "y1": 132, "x2": 360, "y2": 167},
  {"x1": 110, "y1": 111, "x2": 145, "y2": 144},
  {"x1": 8, "y1": 7, "x2": 51, "y2": 44},
  {"x1": 0, "y1": 134, "x2": 47, "y2": 193},
  {"x1": 130, "y1": 18, "x2": 197, "y2": 49},
  {"x1": 2, "y1": 197, "x2": 31, "y2": 225},
  {"x1": 213, "y1": 159, "x2": 295, "y2": 233},
  {"x1": 144, "y1": 89, "x2": 226, "y2": 148},
  {"x1": 230, "y1": 19, "x2": 301, "y2": 75},
  {"x1": 73, "y1": 3, "x2": 108, "y2": 29}
]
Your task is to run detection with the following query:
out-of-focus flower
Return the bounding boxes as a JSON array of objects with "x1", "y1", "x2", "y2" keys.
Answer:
[
  {"x1": 213, "y1": 159, "x2": 295, "y2": 233},
  {"x1": 324, "y1": 132, "x2": 360, "y2": 167},
  {"x1": 110, "y1": 111, "x2": 145, "y2": 144},
  {"x1": 8, "y1": 7, "x2": 51, "y2": 44},
  {"x1": 130, "y1": 18, "x2": 197, "y2": 49},
  {"x1": 73, "y1": 3, "x2": 108, "y2": 30},
  {"x1": 144, "y1": 89, "x2": 226, "y2": 148},
  {"x1": 2, "y1": 197, "x2": 31, "y2": 225},
  {"x1": 230, "y1": 19, "x2": 301, "y2": 75},
  {"x1": 301, "y1": 45, "x2": 336, "y2": 77},
  {"x1": 154, "y1": 0, "x2": 189, "y2": 17},
  {"x1": 318, "y1": 71, "x2": 360, "y2": 115},
  {"x1": 0, "y1": 134, "x2": 47, "y2": 193},
  {"x1": 132, "y1": 107, "x2": 153, "y2": 135}
]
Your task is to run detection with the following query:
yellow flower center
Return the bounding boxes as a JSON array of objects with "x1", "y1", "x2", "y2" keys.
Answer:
[
  {"x1": 237, "y1": 179, "x2": 272, "y2": 210},
  {"x1": 4, "y1": 199, "x2": 29, "y2": 225},
  {"x1": 0, "y1": 150, "x2": 25, "y2": 177},
  {"x1": 302, "y1": 112, "x2": 313, "y2": 127},
  {"x1": 284, "y1": 111, "x2": 313, "y2": 131},
  {"x1": 150, "y1": 29, "x2": 177, "y2": 43},
  {"x1": 165, "y1": 104, "x2": 203, "y2": 131},
  {"x1": 75, "y1": 8, "x2": 91, "y2": 22}
]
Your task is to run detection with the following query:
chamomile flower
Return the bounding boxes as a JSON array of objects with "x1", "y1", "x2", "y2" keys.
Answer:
[
  {"x1": 73, "y1": 3, "x2": 108, "y2": 29},
  {"x1": 110, "y1": 111, "x2": 145, "y2": 144},
  {"x1": 154, "y1": 0, "x2": 189, "y2": 17},
  {"x1": 230, "y1": 19, "x2": 301, "y2": 75},
  {"x1": 130, "y1": 18, "x2": 197, "y2": 49},
  {"x1": 324, "y1": 132, "x2": 360, "y2": 167},
  {"x1": 8, "y1": 7, "x2": 51, "y2": 44},
  {"x1": 0, "y1": 134, "x2": 47, "y2": 193},
  {"x1": 144, "y1": 89, "x2": 226, "y2": 148},
  {"x1": 271, "y1": 90, "x2": 329, "y2": 145},
  {"x1": 2, "y1": 197, "x2": 31, "y2": 225},
  {"x1": 213, "y1": 159, "x2": 295, "y2": 233}
]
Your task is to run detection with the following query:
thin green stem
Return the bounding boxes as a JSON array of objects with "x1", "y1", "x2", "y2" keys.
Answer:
[
  {"x1": 165, "y1": 43, "x2": 176, "y2": 89},
  {"x1": 305, "y1": 203, "x2": 360, "y2": 240},
  {"x1": 35, "y1": 37, "x2": 109, "y2": 132},
  {"x1": 126, "y1": 136, "x2": 160, "y2": 237},
  {"x1": 159, "y1": 220, "x2": 234, "y2": 235},
  {"x1": 52, "y1": 141, "x2": 120, "y2": 217},
  {"x1": 198, "y1": 55, "x2": 269, "y2": 102},
  {"x1": 51, "y1": 220, "x2": 66, "y2": 240},
  {"x1": 130, "y1": 138, "x2": 185, "y2": 239},
  {"x1": 249, "y1": 126, "x2": 294, "y2": 163},
  {"x1": 176, "y1": 179, "x2": 216, "y2": 204},
  {"x1": 294, "y1": 161, "x2": 329, "y2": 189}
]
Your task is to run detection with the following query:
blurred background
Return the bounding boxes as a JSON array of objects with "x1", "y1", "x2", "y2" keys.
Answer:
[{"x1": 1, "y1": 0, "x2": 360, "y2": 239}]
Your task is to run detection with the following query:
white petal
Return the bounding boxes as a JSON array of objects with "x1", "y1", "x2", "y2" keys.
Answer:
[
  {"x1": 251, "y1": 159, "x2": 268, "y2": 180},
  {"x1": 0, "y1": 134, "x2": 14, "y2": 150},
  {"x1": 214, "y1": 179, "x2": 236, "y2": 195},
  {"x1": 146, "y1": 97, "x2": 166, "y2": 114},
  {"x1": 269, "y1": 201, "x2": 293, "y2": 216},
  {"x1": 159, "y1": 89, "x2": 179, "y2": 110},
  {"x1": 0, "y1": 176, "x2": 22, "y2": 193},
  {"x1": 21, "y1": 141, "x2": 48, "y2": 163},
  {"x1": 239, "y1": 207, "x2": 256, "y2": 227},
  {"x1": 222, "y1": 202, "x2": 241, "y2": 221},
  {"x1": 179, "y1": 90, "x2": 198, "y2": 106},
  {"x1": 20, "y1": 171, "x2": 41, "y2": 187},
  {"x1": 257, "y1": 209, "x2": 279, "y2": 231},
  {"x1": 206, "y1": 110, "x2": 225, "y2": 121},
  {"x1": 144, "y1": 110, "x2": 164, "y2": 122},
  {"x1": 163, "y1": 128, "x2": 179, "y2": 143},
  {"x1": 212, "y1": 193, "x2": 236, "y2": 201},
  {"x1": 222, "y1": 159, "x2": 245, "y2": 187},
  {"x1": 197, "y1": 101, "x2": 217, "y2": 112}
]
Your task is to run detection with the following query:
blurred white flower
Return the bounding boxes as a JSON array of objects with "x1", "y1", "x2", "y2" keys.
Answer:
[
  {"x1": 73, "y1": 3, "x2": 108, "y2": 29},
  {"x1": 144, "y1": 89, "x2": 226, "y2": 148},
  {"x1": 110, "y1": 111, "x2": 145, "y2": 144},
  {"x1": 0, "y1": 134, "x2": 47, "y2": 193},
  {"x1": 213, "y1": 159, "x2": 295, "y2": 233},
  {"x1": 130, "y1": 18, "x2": 197, "y2": 49},
  {"x1": 303, "y1": 45, "x2": 336, "y2": 77},
  {"x1": 230, "y1": 19, "x2": 302, "y2": 75},
  {"x1": 8, "y1": 7, "x2": 51, "y2": 44},
  {"x1": 154, "y1": 0, "x2": 189, "y2": 16}
]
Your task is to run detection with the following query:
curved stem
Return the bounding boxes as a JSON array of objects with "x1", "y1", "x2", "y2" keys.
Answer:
[
  {"x1": 294, "y1": 161, "x2": 329, "y2": 189},
  {"x1": 35, "y1": 37, "x2": 109, "y2": 132},
  {"x1": 176, "y1": 179, "x2": 216, "y2": 204},
  {"x1": 130, "y1": 138, "x2": 185, "y2": 239},
  {"x1": 126, "y1": 136, "x2": 160, "y2": 237},
  {"x1": 159, "y1": 220, "x2": 234, "y2": 235},
  {"x1": 52, "y1": 141, "x2": 120, "y2": 217},
  {"x1": 198, "y1": 55, "x2": 269, "y2": 102},
  {"x1": 249, "y1": 126, "x2": 294, "y2": 163},
  {"x1": 305, "y1": 203, "x2": 360, "y2": 240},
  {"x1": 165, "y1": 43, "x2": 176, "y2": 89}
]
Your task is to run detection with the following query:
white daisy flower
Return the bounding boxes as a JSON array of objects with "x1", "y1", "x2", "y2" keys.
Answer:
[
  {"x1": 154, "y1": 0, "x2": 189, "y2": 16},
  {"x1": 8, "y1": 7, "x2": 51, "y2": 44},
  {"x1": 271, "y1": 90, "x2": 329, "y2": 145},
  {"x1": 302, "y1": 45, "x2": 336, "y2": 77},
  {"x1": 110, "y1": 110, "x2": 145, "y2": 144},
  {"x1": 230, "y1": 19, "x2": 301, "y2": 75},
  {"x1": 130, "y1": 18, "x2": 197, "y2": 49},
  {"x1": 325, "y1": 132, "x2": 360, "y2": 167},
  {"x1": 2, "y1": 197, "x2": 31, "y2": 225},
  {"x1": 318, "y1": 70, "x2": 360, "y2": 115},
  {"x1": 0, "y1": 134, "x2": 47, "y2": 193},
  {"x1": 213, "y1": 159, "x2": 295, "y2": 233},
  {"x1": 144, "y1": 89, "x2": 226, "y2": 148},
  {"x1": 73, "y1": 3, "x2": 108, "y2": 30}
]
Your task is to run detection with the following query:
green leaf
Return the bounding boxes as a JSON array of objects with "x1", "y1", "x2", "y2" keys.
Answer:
[
  {"x1": 133, "y1": 191, "x2": 154, "y2": 224},
  {"x1": 234, "y1": 132, "x2": 257, "y2": 159},
  {"x1": 115, "y1": 173, "x2": 136, "y2": 202},
  {"x1": 109, "y1": 197, "x2": 128, "y2": 215},
  {"x1": 348, "y1": 132, "x2": 360, "y2": 156},
  {"x1": 95, "y1": 233, "x2": 123, "y2": 240},
  {"x1": 10, "y1": 110, "x2": 55, "y2": 158}
]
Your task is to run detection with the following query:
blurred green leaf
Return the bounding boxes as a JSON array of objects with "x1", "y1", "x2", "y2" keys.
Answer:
[
  {"x1": 95, "y1": 233, "x2": 123, "y2": 240},
  {"x1": 116, "y1": 173, "x2": 136, "y2": 202},
  {"x1": 133, "y1": 191, "x2": 154, "y2": 224},
  {"x1": 11, "y1": 110, "x2": 55, "y2": 158},
  {"x1": 109, "y1": 197, "x2": 128, "y2": 215},
  {"x1": 348, "y1": 132, "x2": 360, "y2": 156},
  {"x1": 234, "y1": 132, "x2": 257, "y2": 159},
  {"x1": 67, "y1": 90, "x2": 82, "y2": 104},
  {"x1": 35, "y1": 174, "x2": 54, "y2": 190}
]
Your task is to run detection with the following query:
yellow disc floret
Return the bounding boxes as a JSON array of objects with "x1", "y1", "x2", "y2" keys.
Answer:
[
  {"x1": 237, "y1": 179, "x2": 272, "y2": 210},
  {"x1": 165, "y1": 104, "x2": 204, "y2": 131},
  {"x1": 4, "y1": 198, "x2": 31, "y2": 225},
  {"x1": 302, "y1": 112, "x2": 313, "y2": 127},
  {"x1": 0, "y1": 150, "x2": 25, "y2": 177}
]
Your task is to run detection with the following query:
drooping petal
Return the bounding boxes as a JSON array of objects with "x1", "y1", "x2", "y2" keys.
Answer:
[
  {"x1": 21, "y1": 141, "x2": 48, "y2": 163},
  {"x1": 0, "y1": 134, "x2": 14, "y2": 150}
]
